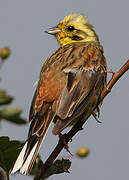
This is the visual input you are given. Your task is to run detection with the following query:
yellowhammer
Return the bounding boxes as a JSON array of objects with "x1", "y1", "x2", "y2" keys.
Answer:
[{"x1": 11, "y1": 13, "x2": 107, "y2": 175}]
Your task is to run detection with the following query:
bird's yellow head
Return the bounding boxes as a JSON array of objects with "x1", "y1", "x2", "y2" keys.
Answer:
[{"x1": 45, "y1": 13, "x2": 99, "y2": 46}]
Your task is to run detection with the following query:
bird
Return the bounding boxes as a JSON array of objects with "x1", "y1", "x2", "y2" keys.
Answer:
[{"x1": 10, "y1": 13, "x2": 107, "y2": 175}]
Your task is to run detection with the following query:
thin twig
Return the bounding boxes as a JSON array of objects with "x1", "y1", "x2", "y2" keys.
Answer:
[{"x1": 33, "y1": 59, "x2": 129, "y2": 180}]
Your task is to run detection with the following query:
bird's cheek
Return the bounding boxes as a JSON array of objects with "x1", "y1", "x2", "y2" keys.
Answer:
[{"x1": 56, "y1": 31, "x2": 65, "y2": 39}]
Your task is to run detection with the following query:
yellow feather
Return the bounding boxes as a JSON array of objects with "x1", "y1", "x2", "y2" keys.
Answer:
[
  {"x1": 60, "y1": 13, "x2": 89, "y2": 24},
  {"x1": 55, "y1": 13, "x2": 99, "y2": 46}
]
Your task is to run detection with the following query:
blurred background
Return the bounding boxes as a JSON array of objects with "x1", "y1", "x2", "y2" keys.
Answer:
[{"x1": 0, "y1": 0, "x2": 129, "y2": 180}]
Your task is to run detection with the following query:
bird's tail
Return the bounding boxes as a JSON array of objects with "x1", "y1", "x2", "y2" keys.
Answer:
[
  {"x1": 20, "y1": 136, "x2": 43, "y2": 174},
  {"x1": 10, "y1": 136, "x2": 42, "y2": 175},
  {"x1": 10, "y1": 107, "x2": 55, "y2": 175}
]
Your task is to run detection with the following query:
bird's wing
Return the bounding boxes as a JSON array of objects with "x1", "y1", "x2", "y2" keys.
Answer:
[
  {"x1": 56, "y1": 69, "x2": 97, "y2": 119},
  {"x1": 52, "y1": 43, "x2": 107, "y2": 134},
  {"x1": 53, "y1": 68, "x2": 106, "y2": 135}
]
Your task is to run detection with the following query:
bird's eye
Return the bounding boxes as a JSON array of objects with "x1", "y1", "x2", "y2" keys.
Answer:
[{"x1": 67, "y1": 26, "x2": 74, "y2": 32}]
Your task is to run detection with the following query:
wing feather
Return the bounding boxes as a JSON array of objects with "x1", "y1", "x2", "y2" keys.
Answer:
[
  {"x1": 53, "y1": 70, "x2": 106, "y2": 135},
  {"x1": 56, "y1": 69, "x2": 99, "y2": 119}
]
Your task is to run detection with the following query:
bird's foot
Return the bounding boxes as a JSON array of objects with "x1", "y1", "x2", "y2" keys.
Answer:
[
  {"x1": 59, "y1": 133, "x2": 73, "y2": 155},
  {"x1": 104, "y1": 70, "x2": 115, "y2": 77},
  {"x1": 92, "y1": 111, "x2": 101, "y2": 123}
]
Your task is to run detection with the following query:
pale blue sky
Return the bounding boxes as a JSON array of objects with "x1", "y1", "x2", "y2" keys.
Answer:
[{"x1": 0, "y1": 0, "x2": 129, "y2": 180}]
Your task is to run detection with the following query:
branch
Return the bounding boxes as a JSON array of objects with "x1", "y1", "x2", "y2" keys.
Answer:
[{"x1": 33, "y1": 59, "x2": 129, "y2": 180}]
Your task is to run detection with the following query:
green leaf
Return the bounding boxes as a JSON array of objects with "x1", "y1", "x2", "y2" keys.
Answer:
[
  {"x1": 0, "y1": 90, "x2": 13, "y2": 105},
  {"x1": 42, "y1": 158, "x2": 71, "y2": 179},
  {"x1": 30, "y1": 156, "x2": 44, "y2": 175},
  {"x1": 0, "y1": 136, "x2": 22, "y2": 174},
  {"x1": 4, "y1": 116, "x2": 27, "y2": 124},
  {"x1": 0, "y1": 107, "x2": 27, "y2": 124}
]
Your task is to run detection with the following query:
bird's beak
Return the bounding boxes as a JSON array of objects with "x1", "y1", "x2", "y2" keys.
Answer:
[{"x1": 44, "y1": 26, "x2": 61, "y2": 35}]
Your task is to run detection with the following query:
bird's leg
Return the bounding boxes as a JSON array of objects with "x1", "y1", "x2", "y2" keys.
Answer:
[
  {"x1": 59, "y1": 133, "x2": 73, "y2": 155},
  {"x1": 104, "y1": 70, "x2": 115, "y2": 77}
]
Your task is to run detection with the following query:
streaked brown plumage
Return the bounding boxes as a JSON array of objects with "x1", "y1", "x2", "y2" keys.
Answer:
[
  {"x1": 10, "y1": 13, "x2": 107, "y2": 175},
  {"x1": 30, "y1": 42, "x2": 107, "y2": 135}
]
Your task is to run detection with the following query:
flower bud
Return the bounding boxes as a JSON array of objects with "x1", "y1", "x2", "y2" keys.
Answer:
[
  {"x1": 0, "y1": 47, "x2": 11, "y2": 60},
  {"x1": 0, "y1": 107, "x2": 22, "y2": 118},
  {"x1": 77, "y1": 147, "x2": 90, "y2": 158}
]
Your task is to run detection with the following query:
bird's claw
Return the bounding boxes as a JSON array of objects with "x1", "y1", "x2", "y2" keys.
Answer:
[
  {"x1": 92, "y1": 108, "x2": 102, "y2": 123},
  {"x1": 59, "y1": 133, "x2": 73, "y2": 155}
]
